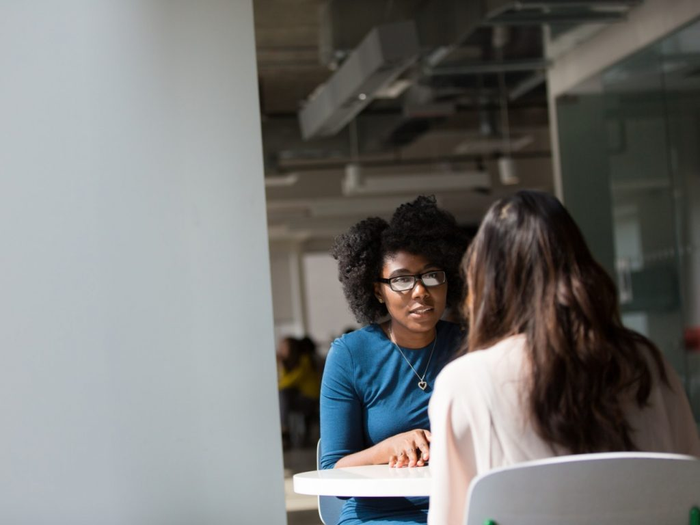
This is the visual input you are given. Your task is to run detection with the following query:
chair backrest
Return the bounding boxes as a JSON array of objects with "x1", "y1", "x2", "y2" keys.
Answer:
[
  {"x1": 465, "y1": 452, "x2": 700, "y2": 525},
  {"x1": 316, "y1": 439, "x2": 344, "y2": 525}
]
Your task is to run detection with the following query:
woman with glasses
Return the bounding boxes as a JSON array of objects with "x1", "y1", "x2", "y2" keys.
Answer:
[
  {"x1": 321, "y1": 195, "x2": 468, "y2": 525},
  {"x1": 428, "y1": 191, "x2": 700, "y2": 525}
]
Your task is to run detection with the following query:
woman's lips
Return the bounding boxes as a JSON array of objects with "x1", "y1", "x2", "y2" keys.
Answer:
[{"x1": 409, "y1": 306, "x2": 434, "y2": 316}]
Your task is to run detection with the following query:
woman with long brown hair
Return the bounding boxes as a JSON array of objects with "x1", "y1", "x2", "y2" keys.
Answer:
[{"x1": 427, "y1": 190, "x2": 699, "y2": 525}]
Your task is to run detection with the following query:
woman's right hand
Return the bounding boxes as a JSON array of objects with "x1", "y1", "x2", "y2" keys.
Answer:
[
  {"x1": 383, "y1": 429, "x2": 432, "y2": 468},
  {"x1": 332, "y1": 429, "x2": 432, "y2": 469}
]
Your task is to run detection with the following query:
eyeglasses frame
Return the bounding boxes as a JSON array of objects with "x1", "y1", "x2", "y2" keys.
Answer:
[{"x1": 376, "y1": 270, "x2": 447, "y2": 292}]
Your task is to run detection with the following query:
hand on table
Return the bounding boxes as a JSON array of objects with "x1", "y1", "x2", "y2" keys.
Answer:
[{"x1": 384, "y1": 429, "x2": 431, "y2": 468}]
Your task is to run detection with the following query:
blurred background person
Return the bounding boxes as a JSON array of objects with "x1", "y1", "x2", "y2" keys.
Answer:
[{"x1": 277, "y1": 336, "x2": 320, "y2": 449}]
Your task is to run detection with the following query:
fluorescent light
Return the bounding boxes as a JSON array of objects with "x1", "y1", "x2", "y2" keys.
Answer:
[
  {"x1": 342, "y1": 168, "x2": 490, "y2": 196},
  {"x1": 264, "y1": 174, "x2": 299, "y2": 188},
  {"x1": 498, "y1": 157, "x2": 519, "y2": 186},
  {"x1": 375, "y1": 79, "x2": 412, "y2": 99}
]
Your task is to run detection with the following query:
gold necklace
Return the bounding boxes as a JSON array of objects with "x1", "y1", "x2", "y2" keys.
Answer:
[{"x1": 388, "y1": 326, "x2": 438, "y2": 391}]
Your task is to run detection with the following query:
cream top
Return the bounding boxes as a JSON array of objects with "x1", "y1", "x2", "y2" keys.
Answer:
[{"x1": 427, "y1": 335, "x2": 700, "y2": 525}]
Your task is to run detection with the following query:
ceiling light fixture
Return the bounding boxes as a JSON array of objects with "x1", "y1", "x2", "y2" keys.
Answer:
[
  {"x1": 264, "y1": 174, "x2": 299, "y2": 188},
  {"x1": 494, "y1": 26, "x2": 520, "y2": 186},
  {"x1": 342, "y1": 168, "x2": 491, "y2": 196},
  {"x1": 375, "y1": 79, "x2": 413, "y2": 99}
]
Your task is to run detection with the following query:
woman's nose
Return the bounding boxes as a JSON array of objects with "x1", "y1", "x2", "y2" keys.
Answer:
[{"x1": 412, "y1": 280, "x2": 430, "y2": 298}]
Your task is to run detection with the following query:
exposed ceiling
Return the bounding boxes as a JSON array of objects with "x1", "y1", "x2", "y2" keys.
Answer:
[{"x1": 253, "y1": 0, "x2": 644, "y2": 251}]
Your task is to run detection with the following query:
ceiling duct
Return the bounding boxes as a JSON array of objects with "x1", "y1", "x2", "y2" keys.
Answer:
[
  {"x1": 298, "y1": 21, "x2": 420, "y2": 140},
  {"x1": 318, "y1": 0, "x2": 425, "y2": 67},
  {"x1": 375, "y1": 85, "x2": 456, "y2": 149},
  {"x1": 402, "y1": 84, "x2": 457, "y2": 119}
]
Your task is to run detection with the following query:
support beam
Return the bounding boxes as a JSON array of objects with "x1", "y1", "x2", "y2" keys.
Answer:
[
  {"x1": 548, "y1": 0, "x2": 700, "y2": 97},
  {"x1": 486, "y1": 11, "x2": 627, "y2": 25},
  {"x1": 428, "y1": 59, "x2": 550, "y2": 76}
]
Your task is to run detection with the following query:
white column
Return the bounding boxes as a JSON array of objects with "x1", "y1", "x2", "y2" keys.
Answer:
[{"x1": 0, "y1": 2, "x2": 286, "y2": 524}]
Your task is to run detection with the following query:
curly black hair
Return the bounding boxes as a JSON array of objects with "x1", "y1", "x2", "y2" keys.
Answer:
[{"x1": 331, "y1": 195, "x2": 469, "y2": 324}]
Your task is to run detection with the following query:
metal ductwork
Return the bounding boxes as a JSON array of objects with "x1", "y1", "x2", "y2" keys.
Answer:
[
  {"x1": 298, "y1": 21, "x2": 419, "y2": 140},
  {"x1": 318, "y1": 0, "x2": 425, "y2": 67},
  {"x1": 292, "y1": 0, "x2": 644, "y2": 148}
]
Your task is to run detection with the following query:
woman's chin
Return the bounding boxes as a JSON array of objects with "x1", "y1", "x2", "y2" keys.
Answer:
[{"x1": 403, "y1": 313, "x2": 440, "y2": 332}]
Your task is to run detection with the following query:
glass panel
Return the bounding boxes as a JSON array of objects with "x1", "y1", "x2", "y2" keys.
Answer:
[
  {"x1": 601, "y1": 45, "x2": 686, "y2": 378},
  {"x1": 557, "y1": 16, "x2": 700, "y2": 425},
  {"x1": 659, "y1": 20, "x2": 700, "y2": 422}
]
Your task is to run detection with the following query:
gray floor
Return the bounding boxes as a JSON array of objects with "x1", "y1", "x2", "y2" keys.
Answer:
[
  {"x1": 284, "y1": 447, "x2": 323, "y2": 525},
  {"x1": 288, "y1": 509, "x2": 323, "y2": 525}
]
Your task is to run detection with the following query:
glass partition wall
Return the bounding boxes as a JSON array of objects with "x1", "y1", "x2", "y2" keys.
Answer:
[{"x1": 557, "y1": 17, "x2": 700, "y2": 424}]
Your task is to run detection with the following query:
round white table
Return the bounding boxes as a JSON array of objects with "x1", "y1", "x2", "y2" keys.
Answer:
[{"x1": 293, "y1": 465, "x2": 431, "y2": 497}]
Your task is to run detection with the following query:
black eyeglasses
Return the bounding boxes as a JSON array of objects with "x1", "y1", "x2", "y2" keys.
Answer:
[{"x1": 377, "y1": 270, "x2": 447, "y2": 292}]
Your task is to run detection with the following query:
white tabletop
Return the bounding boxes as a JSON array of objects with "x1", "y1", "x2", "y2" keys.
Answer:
[{"x1": 293, "y1": 465, "x2": 431, "y2": 497}]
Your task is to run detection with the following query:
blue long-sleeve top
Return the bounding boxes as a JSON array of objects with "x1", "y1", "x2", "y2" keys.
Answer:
[{"x1": 320, "y1": 320, "x2": 462, "y2": 525}]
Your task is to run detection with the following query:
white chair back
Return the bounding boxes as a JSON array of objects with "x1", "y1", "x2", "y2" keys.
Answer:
[{"x1": 465, "y1": 452, "x2": 700, "y2": 525}]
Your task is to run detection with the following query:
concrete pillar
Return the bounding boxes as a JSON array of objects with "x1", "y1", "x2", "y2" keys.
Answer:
[{"x1": 0, "y1": 2, "x2": 286, "y2": 523}]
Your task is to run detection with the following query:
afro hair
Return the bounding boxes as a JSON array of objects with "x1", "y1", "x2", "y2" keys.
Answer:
[{"x1": 330, "y1": 195, "x2": 469, "y2": 324}]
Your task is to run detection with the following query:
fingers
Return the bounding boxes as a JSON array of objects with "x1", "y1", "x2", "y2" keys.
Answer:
[
  {"x1": 388, "y1": 430, "x2": 431, "y2": 468},
  {"x1": 389, "y1": 451, "x2": 403, "y2": 468},
  {"x1": 406, "y1": 446, "x2": 419, "y2": 467},
  {"x1": 417, "y1": 441, "x2": 430, "y2": 465},
  {"x1": 409, "y1": 429, "x2": 429, "y2": 466},
  {"x1": 391, "y1": 451, "x2": 407, "y2": 468}
]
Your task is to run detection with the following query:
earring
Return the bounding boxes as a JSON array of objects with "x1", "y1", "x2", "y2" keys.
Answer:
[{"x1": 378, "y1": 297, "x2": 384, "y2": 304}]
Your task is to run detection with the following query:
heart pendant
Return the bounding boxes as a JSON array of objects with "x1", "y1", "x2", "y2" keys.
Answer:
[{"x1": 418, "y1": 380, "x2": 427, "y2": 391}]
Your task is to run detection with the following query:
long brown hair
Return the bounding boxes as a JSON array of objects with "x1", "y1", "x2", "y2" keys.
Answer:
[{"x1": 463, "y1": 190, "x2": 667, "y2": 454}]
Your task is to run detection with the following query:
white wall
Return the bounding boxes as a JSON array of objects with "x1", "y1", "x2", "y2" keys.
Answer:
[
  {"x1": 271, "y1": 252, "x2": 297, "y2": 326},
  {"x1": 0, "y1": 2, "x2": 286, "y2": 524},
  {"x1": 302, "y1": 253, "x2": 359, "y2": 353},
  {"x1": 270, "y1": 242, "x2": 308, "y2": 342}
]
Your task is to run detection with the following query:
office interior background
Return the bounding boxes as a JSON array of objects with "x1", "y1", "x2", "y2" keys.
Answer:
[
  {"x1": 1, "y1": 1, "x2": 699, "y2": 524},
  {"x1": 263, "y1": 0, "x2": 700, "y2": 424}
]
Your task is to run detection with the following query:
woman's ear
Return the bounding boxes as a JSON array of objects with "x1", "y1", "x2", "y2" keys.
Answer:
[{"x1": 373, "y1": 283, "x2": 384, "y2": 304}]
